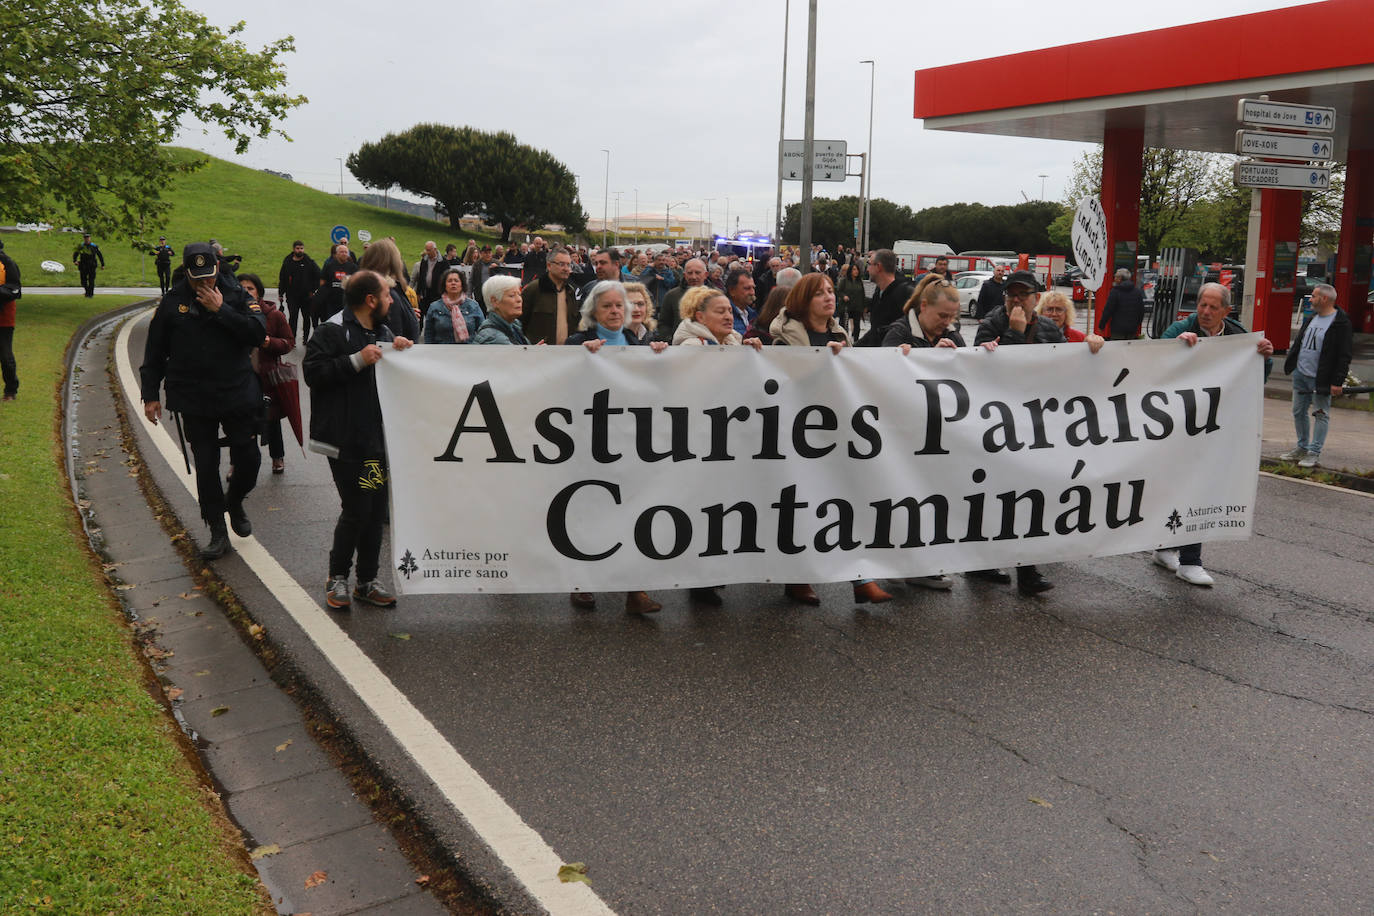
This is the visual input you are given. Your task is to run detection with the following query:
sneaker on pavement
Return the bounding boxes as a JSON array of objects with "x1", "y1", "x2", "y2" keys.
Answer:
[
  {"x1": 1277, "y1": 446, "x2": 1307, "y2": 461},
  {"x1": 1152, "y1": 549, "x2": 1180, "y2": 572},
  {"x1": 1297, "y1": 454, "x2": 1320, "y2": 468},
  {"x1": 325, "y1": 576, "x2": 351, "y2": 609},
  {"x1": 906, "y1": 574, "x2": 953, "y2": 590},
  {"x1": 353, "y1": 579, "x2": 397, "y2": 608},
  {"x1": 1176, "y1": 565, "x2": 1214, "y2": 587}
]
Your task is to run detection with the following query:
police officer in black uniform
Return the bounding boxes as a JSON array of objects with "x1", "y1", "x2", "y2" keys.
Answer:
[
  {"x1": 73, "y1": 233, "x2": 105, "y2": 297},
  {"x1": 153, "y1": 236, "x2": 174, "y2": 295},
  {"x1": 140, "y1": 243, "x2": 266, "y2": 559}
]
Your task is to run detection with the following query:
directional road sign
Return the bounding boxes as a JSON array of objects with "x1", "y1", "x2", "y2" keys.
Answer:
[
  {"x1": 1235, "y1": 130, "x2": 1334, "y2": 162},
  {"x1": 331, "y1": 224, "x2": 350, "y2": 244},
  {"x1": 1237, "y1": 98, "x2": 1336, "y2": 133},
  {"x1": 1233, "y1": 161, "x2": 1332, "y2": 191},
  {"x1": 782, "y1": 139, "x2": 847, "y2": 181}
]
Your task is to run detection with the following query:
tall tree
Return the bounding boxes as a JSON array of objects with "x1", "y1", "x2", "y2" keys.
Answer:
[
  {"x1": 348, "y1": 125, "x2": 586, "y2": 242},
  {"x1": 1064, "y1": 147, "x2": 1222, "y2": 258},
  {"x1": 0, "y1": 0, "x2": 303, "y2": 243}
]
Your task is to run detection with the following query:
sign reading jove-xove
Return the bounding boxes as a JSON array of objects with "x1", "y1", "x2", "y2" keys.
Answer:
[{"x1": 376, "y1": 340, "x2": 1265, "y2": 595}]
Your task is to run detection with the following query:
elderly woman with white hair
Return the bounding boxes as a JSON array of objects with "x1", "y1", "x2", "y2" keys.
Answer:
[
  {"x1": 565, "y1": 280, "x2": 669, "y2": 353},
  {"x1": 472, "y1": 275, "x2": 531, "y2": 345},
  {"x1": 563, "y1": 279, "x2": 666, "y2": 615}
]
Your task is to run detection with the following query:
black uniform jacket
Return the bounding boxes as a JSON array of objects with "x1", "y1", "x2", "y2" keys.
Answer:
[{"x1": 139, "y1": 275, "x2": 265, "y2": 416}]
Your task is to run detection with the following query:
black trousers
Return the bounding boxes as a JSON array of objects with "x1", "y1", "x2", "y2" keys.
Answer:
[
  {"x1": 0, "y1": 326, "x2": 17, "y2": 396},
  {"x1": 79, "y1": 265, "x2": 97, "y2": 296},
  {"x1": 157, "y1": 263, "x2": 172, "y2": 295},
  {"x1": 180, "y1": 412, "x2": 260, "y2": 524},
  {"x1": 327, "y1": 457, "x2": 388, "y2": 582}
]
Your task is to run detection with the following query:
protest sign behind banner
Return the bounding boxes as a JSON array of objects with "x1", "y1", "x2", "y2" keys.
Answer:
[{"x1": 376, "y1": 339, "x2": 1264, "y2": 595}]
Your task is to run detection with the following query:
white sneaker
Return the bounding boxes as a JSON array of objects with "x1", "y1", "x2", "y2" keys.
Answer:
[
  {"x1": 905, "y1": 574, "x2": 953, "y2": 590},
  {"x1": 1176, "y1": 565, "x2": 1214, "y2": 587},
  {"x1": 1278, "y1": 446, "x2": 1307, "y2": 461},
  {"x1": 1152, "y1": 549, "x2": 1180, "y2": 572},
  {"x1": 1297, "y1": 454, "x2": 1320, "y2": 468}
]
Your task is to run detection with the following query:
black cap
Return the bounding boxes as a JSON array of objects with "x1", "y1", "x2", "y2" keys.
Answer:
[
  {"x1": 158, "y1": 235, "x2": 166, "y2": 241},
  {"x1": 1004, "y1": 269, "x2": 1042, "y2": 292},
  {"x1": 183, "y1": 243, "x2": 218, "y2": 279}
]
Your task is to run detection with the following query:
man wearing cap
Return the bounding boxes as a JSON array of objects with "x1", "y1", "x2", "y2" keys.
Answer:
[
  {"x1": 972, "y1": 268, "x2": 1066, "y2": 596},
  {"x1": 153, "y1": 236, "x2": 175, "y2": 296},
  {"x1": 140, "y1": 243, "x2": 267, "y2": 560},
  {"x1": 73, "y1": 233, "x2": 105, "y2": 297}
]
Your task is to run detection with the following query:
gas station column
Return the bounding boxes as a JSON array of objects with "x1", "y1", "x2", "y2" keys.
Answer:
[
  {"x1": 1334, "y1": 148, "x2": 1374, "y2": 334},
  {"x1": 1099, "y1": 127, "x2": 1143, "y2": 310},
  {"x1": 1254, "y1": 190, "x2": 1304, "y2": 345}
]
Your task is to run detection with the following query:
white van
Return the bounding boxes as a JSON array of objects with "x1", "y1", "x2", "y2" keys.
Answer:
[{"x1": 892, "y1": 240, "x2": 955, "y2": 274}]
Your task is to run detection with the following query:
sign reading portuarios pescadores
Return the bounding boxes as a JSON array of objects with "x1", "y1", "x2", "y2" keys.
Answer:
[{"x1": 375, "y1": 338, "x2": 1265, "y2": 595}]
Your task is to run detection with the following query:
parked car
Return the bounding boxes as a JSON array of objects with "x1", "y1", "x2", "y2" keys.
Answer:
[{"x1": 953, "y1": 271, "x2": 993, "y2": 317}]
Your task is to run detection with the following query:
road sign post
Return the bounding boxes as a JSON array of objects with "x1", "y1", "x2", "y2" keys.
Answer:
[
  {"x1": 782, "y1": 139, "x2": 847, "y2": 181},
  {"x1": 1235, "y1": 130, "x2": 1334, "y2": 162},
  {"x1": 1236, "y1": 98, "x2": 1336, "y2": 132},
  {"x1": 1233, "y1": 161, "x2": 1332, "y2": 191}
]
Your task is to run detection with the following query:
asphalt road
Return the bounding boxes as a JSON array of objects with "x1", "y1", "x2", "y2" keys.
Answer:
[{"x1": 119, "y1": 309, "x2": 1374, "y2": 915}]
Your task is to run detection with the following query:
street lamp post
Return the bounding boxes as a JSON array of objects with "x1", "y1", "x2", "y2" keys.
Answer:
[
  {"x1": 336, "y1": 157, "x2": 344, "y2": 194},
  {"x1": 860, "y1": 59, "x2": 875, "y2": 254},
  {"x1": 613, "y1": 191, "x2": 623, "y2": 245},
  {"x1": 666, "y1": 201, "x2": 688, "y2": 245},
  {"x1": 601, "y1": 149, "x2": 610, "y2": 248},
  {"x1": 1038, "y1": 174, "x2": 1048, "y2": 199},
  {"x1": 705, "y1": 198, "x2": 715, "y2": 241},
  {"x1": 633, "y1": 189, "x2": 639, "y2": 244},
  {"x1": 725, "y1": 197, "x2": 730, "y2": 239},
  {"x1": 776, "y1": 0, "x2": 790, "y2": 243}
]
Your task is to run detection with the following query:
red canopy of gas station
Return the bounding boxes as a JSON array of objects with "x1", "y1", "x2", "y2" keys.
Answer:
[{"x1": 912, "y1": 0, "x2": 1374, "y2": 338}]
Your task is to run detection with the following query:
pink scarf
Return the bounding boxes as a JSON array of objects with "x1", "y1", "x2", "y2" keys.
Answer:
[{"x1": 444, "y1": 296, "x2": 469, "y2": 342}]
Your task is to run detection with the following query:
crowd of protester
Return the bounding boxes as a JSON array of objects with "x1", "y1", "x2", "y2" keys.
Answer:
[{"x1": 139, "y1": 231, "x2": 1275, "y2": 614}]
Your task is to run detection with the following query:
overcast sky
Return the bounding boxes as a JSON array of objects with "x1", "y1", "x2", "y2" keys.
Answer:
[{"x1": 177, "y1": 0, "x2": 1295, "y2": 237}]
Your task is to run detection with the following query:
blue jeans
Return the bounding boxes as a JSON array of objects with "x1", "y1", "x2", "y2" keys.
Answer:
[{"x1": 1291, "y1": 371, "x2": 1332, "y2": 456}]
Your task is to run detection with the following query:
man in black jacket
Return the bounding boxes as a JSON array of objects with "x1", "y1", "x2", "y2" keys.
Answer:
[
  {"x1": 0, "y1": 240, "x2": 21, "y2": 400},
  {"x1": 1278, "y1": 283, "x2": 1353, "y2": 469},
  {"x1": 140, "y1": 243, "x2": 266, "y2": 559},
  {"x1": 154, "y1": 236, "x2": 174, "y2": 295},
  {"x1": 304, "y1": 269, "x2": 414, "y2": 611},
  {"x1": 1098, "y1": 268, "x2": 1145, "y2": 339},
  {"x1": 974, "y1": 264, "x2": 1008, "y2": 319},
  {"x1": 73, "y1": 233, "x2": 105, "y2": 297},
  {"x1": 277, "y1": 240, "x2": 321, "y2": 344},
  {"x1": 857, "y1": 248, "x2": 912, "y2": 346}
]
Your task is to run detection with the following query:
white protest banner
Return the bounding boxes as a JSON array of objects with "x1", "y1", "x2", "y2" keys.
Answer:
[{"x1": 375, "y1": 338, "x2": 1264, "y2": 595}]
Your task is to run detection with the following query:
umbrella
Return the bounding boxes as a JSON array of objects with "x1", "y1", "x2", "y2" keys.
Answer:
[{"x1": 264, "y1": 363, "x2": 305, "y2": 451}]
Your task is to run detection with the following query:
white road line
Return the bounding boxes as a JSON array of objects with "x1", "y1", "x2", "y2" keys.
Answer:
[{"x1": 115, "y1": 310, "x2": 614, "y2": 916}]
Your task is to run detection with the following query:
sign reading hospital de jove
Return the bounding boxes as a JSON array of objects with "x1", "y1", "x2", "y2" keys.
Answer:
[
  {"x1": 782, "y1": 139, "x2": 847, "y2": 181},
  {"x1": 1236, "y1": 98, "x2": 1336, "y2": 132}
]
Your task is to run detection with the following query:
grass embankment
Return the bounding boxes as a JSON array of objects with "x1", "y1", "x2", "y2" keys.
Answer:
[
  {"x1": 0, "y1": 295, "x2": 268, "y2": 913},
  {"x1": 0, "y1": 147, "x2": 506, "y2": 288}
]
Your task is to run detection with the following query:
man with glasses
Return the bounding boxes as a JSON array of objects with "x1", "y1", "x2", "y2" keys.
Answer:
[
  {"x1": 972, "y1": 269, "x2": 1064, "y2": 596},
  {"x1": 520, "y1": 245, "x2": 578, "y2": 344}
]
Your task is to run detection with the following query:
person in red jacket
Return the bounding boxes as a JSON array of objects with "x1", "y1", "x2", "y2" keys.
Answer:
[{"x1": 237, "y1": 273, "x2": 295, "y2": 474}]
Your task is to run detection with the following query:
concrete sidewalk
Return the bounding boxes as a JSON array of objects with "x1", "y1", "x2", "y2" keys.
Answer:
[{"x1": 1261, "y1": 331, "x2": 1374, "y2": 476}]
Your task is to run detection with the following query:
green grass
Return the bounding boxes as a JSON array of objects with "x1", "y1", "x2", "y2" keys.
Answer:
[
  {"x1": 0, "y1": 147, "x2": 507, "y2": 288},
  {"x1": 0, "y1": 295, "x2": 269, "y2": 914}
]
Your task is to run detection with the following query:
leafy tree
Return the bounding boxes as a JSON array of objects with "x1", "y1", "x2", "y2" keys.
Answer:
[
  {"x1": 783, "y1": 195, "x2": 919, "y2": 251},
  {"x1": 0, "y1": 0, "x2": 303, "y2": 244},
  {"x1": 909, "y1": 200, "x2": 1064, "y2": 253},
  {"x1": 348, "y1": 125, "x2": 586, "y2": 243},
  {"x1": 1064, "y1": 147, "x2": 1221, "y2": 258}
]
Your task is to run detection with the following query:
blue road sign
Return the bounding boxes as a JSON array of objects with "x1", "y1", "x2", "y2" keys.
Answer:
[{"x1": 331, "y1": 225, "x2": 350, "y2": 244}]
